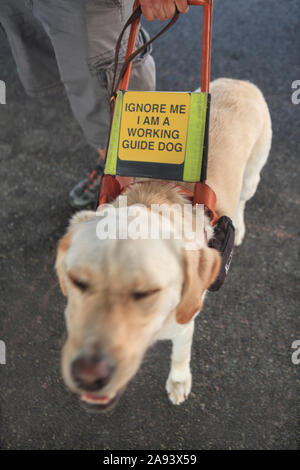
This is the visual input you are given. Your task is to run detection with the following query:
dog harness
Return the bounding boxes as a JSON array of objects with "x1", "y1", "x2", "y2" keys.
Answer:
[{"x1": 97, "y1": 0, "x2": 235, "y2": 291}]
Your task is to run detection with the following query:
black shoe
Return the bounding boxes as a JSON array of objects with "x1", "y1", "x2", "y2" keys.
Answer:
[{"x1": 69, "y1": 160, "x2": 104, "y2": 209}]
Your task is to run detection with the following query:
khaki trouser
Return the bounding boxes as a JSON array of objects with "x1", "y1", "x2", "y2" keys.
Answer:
[{"x1": 0, "y1": 0, "x2": 156, "y2": 148}]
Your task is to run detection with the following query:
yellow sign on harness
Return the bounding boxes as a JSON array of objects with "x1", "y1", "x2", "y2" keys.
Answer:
[
  {"x1": 105, "y1": 90, "x2": 209, "y2": 182},
  {"x1": 118, "y1": 92, "x2": 190, "y2": 165}
]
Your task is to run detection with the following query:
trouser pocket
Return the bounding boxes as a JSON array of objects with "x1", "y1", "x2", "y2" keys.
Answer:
[{"x1": 105, "y1": 27, "x2": 156, "y2": 95}]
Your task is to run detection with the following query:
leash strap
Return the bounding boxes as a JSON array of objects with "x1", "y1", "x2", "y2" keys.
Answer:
[{"x1": 110, "y1": 6, "x2": 180, "y2": 100}]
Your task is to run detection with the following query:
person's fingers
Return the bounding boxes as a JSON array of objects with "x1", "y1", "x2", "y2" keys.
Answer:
[
  {"x1": 140, "y1": 1, "x2": 155, "y2": 21},
  {"x1": 141, "y1": 0, "x2": 188, "y2": 22},
  {"x1": 152, "y1": 0, "x2": 168, "y2": 21},
  {"x1": 140, "y1": 0, "x2": 157, "y2": 21},
  {"x1": 140, "y1": 0, "x2": 166, "y2": 21},
  {"x1": 175, "y1": 0, "x2": 189, "y2": 14},
  {"x1": 162, "y1": 0, "x2": 176, "y2": 19}
]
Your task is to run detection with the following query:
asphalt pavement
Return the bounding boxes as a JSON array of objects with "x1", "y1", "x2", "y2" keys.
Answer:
[{"x1": 0, "y1": 0, "x2": 299, "y2": 450}]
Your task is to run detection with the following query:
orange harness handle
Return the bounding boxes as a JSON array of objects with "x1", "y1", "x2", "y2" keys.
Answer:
[
  {"x1": 120, "y1": 0, "x2": 213, "y2": 93},
  {"x1": 99, "y1": 0, "x2": 218, "y2": 226}
]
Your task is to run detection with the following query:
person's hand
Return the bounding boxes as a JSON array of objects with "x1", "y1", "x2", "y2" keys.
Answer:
[{"x1": 139, "y1": 0, "x2": 189, "y2": 21}]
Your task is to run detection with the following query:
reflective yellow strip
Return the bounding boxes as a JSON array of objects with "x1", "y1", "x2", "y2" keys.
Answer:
[
  {"x1": 105, "y1": 92, "x2": 123, "y2": 175},
  {"x1": 183, "y1": 92, "x2": 207, "y2": 182}
]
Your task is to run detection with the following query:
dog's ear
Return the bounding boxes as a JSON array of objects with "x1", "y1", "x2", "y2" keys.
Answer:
[
  {"x1": 55, "y1": 211, "x2": 96, "y2": 296},
  {"x1": 55, "y1": 233, "x2": 72, "y2": 296},
  {"x1": 176, "y1": 247, "x2": 221, "y2": 325},
  {"x1": 68, "y1": 210, "x2": 97, "y2": 226}
]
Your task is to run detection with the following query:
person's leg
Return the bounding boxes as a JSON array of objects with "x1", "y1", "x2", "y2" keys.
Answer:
[
  {"x1": 86, "y1": 1, "x2": 156, "y2": 97},
  {"x1": 34, "y1": 0, "x2": 155, "y2": 151},
  {"x1": 80, "y1": 2, "x2": 155, "y2": 209},
  {"x1": 2, "y1": 0, "x2": 155, "y2": 207},
  {"x1": 0, "y1": 0, "x2": 62, "y2": 97},
  {"x1": 32, "y1": 0, "x2": 155, "y2": 207}
]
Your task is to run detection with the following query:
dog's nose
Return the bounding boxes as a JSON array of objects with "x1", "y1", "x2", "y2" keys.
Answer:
[{"x1": 71, "y1": 354, "x2": 115, "y2": 392}]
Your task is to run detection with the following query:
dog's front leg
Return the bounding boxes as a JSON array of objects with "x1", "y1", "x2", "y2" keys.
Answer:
[{"x1": 166, "y1": 321, "x2": 194, "y2": 405}]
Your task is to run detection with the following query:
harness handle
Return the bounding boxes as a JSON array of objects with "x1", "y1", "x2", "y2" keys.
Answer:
[
  {"x1": 98, "y1": 0, "x2": 216, "y2": 222},
  {"x1": 120, "y1": 0, "x2": 213, "y2": 93}
]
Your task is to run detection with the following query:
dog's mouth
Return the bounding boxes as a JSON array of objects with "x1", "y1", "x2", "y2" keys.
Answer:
[{"x1": 79, "y1": 389, "x2": 123, "y2": 412}]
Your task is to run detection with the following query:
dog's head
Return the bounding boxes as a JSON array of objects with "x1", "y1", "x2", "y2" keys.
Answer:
[{"x1": 56, "y1": 204, "x2": 220, "y2": 411}]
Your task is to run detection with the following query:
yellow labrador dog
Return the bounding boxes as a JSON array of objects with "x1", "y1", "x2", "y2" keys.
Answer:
[{"x1": 56, "y1": 79, "x2": 272, "y2": 411}]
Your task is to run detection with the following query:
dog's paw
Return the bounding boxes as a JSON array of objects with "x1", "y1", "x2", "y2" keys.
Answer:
[
  {"x1": 166, "y1": 372, "x2": 192, "y2": 405},
  {"x1": 234, "y1": 223, "x2": 245, "y2": 246}
]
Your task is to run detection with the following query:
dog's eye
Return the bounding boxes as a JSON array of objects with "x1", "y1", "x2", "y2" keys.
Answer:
[
  {"x1": 69, "y1": 274, "x2": 89, "y2": 292},
  {"x1": 73, "y1": 279, "x2": 89, "y2": 292},
  {"x1": 132, "y1": 289, "x2": 160, "y2": 301}
]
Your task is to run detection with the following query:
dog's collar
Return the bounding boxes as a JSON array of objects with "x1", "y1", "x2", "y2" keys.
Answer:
[
  {"x1": 99, "y1": 176, "x2": 219, "y2": 227},
  {"x1": 98, "y1": 175, "x2": 234, "y2": 292}
]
